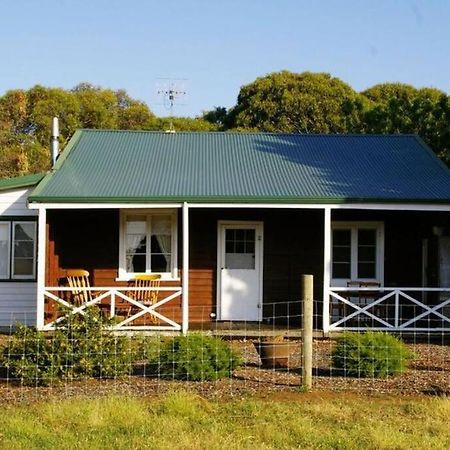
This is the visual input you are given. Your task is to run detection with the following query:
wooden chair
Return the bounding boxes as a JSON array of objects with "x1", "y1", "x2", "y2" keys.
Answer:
[
  {"x1": 126, "y1": 274, "x2": 161, "y2": 323},
  {"x1": 66, "y1": 269, "x2": 93, "y2": 306}
]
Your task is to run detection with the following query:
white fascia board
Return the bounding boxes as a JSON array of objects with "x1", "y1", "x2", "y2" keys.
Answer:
[
  {"x1": 332, "y1": 203, "x2": 450, "y2": 211},
  {"x1": 188, "y1": 203, "x2": 327, "y2": 209},
  {"x1": 188, "y1": 203, "x2": 450, "y2": 211},
  {"x1": 28, "y1": 201, "x2": 450, "y2": 212},
  {"x1": 28, "y1": 203, "x2": 184, "y2": 210}
]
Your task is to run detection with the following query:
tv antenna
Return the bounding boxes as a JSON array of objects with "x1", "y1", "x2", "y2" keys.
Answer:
[{"x1": 156, "y1": 78, "x2": 187, "y2": 131}]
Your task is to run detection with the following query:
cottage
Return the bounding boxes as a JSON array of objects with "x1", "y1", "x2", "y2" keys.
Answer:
[{"x1": 2, "y1": 130, "x2": 450, "y2": 333}]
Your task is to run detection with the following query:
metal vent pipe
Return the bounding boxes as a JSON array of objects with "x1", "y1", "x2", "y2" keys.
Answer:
[{"x1": 51, "y1": 117, "x2": 59, "y2": 166}]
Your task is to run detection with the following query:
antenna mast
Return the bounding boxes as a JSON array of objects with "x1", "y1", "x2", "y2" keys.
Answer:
[{"x1": 156, "y1": 79, "x2": 187, "y2": 132}]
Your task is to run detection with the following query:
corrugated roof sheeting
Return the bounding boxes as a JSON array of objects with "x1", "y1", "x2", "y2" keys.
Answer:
[
  {"x1": 0, "y1": 173, "x2": 45, "y2": 192},
  {"x1": 29, "y1": 131, "x2": 450, "y2": 203}
]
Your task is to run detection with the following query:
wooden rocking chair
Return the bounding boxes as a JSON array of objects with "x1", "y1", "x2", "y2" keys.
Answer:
[
  {"x1": 126, "y1": 274, "x2": 161, "y2": 323},
  {"x1": 66, "y1": 269, "x2": 93, "y2": 306}
]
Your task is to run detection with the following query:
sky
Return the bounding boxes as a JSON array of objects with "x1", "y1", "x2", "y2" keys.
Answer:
[{"x1": 1, "y1": 0, "x2": 449, "y2": 117}]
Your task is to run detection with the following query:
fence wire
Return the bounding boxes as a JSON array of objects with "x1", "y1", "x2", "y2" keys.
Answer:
[{"x1": 0, "y1": 300, "x2": 449, "y2": 403}]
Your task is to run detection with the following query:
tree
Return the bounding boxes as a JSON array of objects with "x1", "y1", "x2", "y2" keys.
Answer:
[
  {"x1": 116, "y1": 89, "x2": 156, "y2": 130},
  {"x1": 228, "y1": 71, "x2": 365, "y2": 133},
  {"x1": 153, "y1": 116, "x2": 218, "y2": 132},
  {"x1": 27, "y1": 86, "x2": 82, "y2": 144},
  {"x1": 0, "y1": 90, "x2": 28, "y2": 133},
  {"x1": 72, "y1": 83, "x2": 118, "y2": 129},
  {"x1": 202, "y1": 106, "x2": 229, "y2": 129},
  {"x1": 433, "y1": 94, "x2": 450, "y2": 163},
  {"x1": 0, "y1": 84, "x2": 159, "y2": 178},
  {"x1": 0, "y1": 131, "x2": 48, "y2": 178},
  {"x1": 361, "y1": 83, "x2": 450, "y2": 162}
]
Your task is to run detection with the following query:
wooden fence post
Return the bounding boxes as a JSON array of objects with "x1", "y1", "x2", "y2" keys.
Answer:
[{"x1": 301, "y1": 274, "x2": 313, "y2": 391}]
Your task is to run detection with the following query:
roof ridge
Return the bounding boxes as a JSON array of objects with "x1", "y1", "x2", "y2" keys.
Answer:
[{"x1": 78, "y1": 129, "x2": 419, "y2": 138}]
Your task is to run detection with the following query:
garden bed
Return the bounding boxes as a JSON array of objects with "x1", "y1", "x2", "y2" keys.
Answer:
[{"x1": 0, "y1": 339, "x2": 449, "y2": 404}]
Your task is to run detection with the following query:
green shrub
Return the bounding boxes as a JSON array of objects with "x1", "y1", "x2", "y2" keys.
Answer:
[
  {"x1": 157, "y1": 333, "x2": 242, "y2": 381},
  {"x1": 52, "y1": 308, "x2": 136, "y2": 380},
  {"x1": 1, "y1": 325, "x2": 58, "y2": 385},
  {"x1": 331, "y1": 332, "x2": 414, "y2": 378},
  {"x1": 1, "y1": 308, "x2": 137, "y2": 385}
]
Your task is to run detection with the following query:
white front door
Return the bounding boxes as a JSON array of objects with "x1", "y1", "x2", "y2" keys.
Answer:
[{"x1": 218, "y1": 222, "x2": 263, "y2": 321}]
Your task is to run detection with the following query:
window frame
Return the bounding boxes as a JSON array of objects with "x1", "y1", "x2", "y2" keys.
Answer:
[
  {"x1": 118, "y1": 209, "x2": 178, "y2": 281},
  {"x1": 331, "y1": 221, "x2": 384, "y2": 286},
  {"x1": 0, "y1": 218, "x2": 37, "y2": 281}
]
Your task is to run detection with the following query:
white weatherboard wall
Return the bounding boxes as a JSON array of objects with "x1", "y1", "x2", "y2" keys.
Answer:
[{"x1": 0, "y1": 187, "x2": 37, "y2": 327}]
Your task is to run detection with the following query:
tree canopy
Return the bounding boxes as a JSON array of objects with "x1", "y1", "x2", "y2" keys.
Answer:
[{"x1": 227, "y1": 71, "x2": 366, "y2": 133}]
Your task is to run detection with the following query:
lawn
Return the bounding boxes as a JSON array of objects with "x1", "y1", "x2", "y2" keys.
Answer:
[{"x1": 0, "y1": 391, "x2": 449, "y2": 449}]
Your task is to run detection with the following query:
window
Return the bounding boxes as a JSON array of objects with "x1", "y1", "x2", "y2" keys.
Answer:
[
  {"x1": 332, "y1": 229, "x2": 351, "y2": 279},
  {"x1": 0, "y1": 220, "x2": 37, "y2": 280},
  {"x1": 331, "y1": 222, "x2": 383, "y2": 283},
  {"x1": 119, "y1": 211, "x2": 177, "y2": 279},
  {"x1": 225, "y1": 228, "x2": 256, "y2": 270}
]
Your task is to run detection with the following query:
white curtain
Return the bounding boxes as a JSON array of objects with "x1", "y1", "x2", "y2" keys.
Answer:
[
  {"x1": 126, "y1": 216, "x2": 147, "y2": 272},
  {"x1": 155, "y1": 235, "x2": 171, "y2": 255},
  {"x1": 126, "y1": 234, "x2": 145, "y2": 272},
  {"x1": 152, "y1": 216, "x2": 171, "y2": 255}
]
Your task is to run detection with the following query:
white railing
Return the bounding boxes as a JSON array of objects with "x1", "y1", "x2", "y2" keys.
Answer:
[
  {"x1": 329, "y1": 287, "x2": 450, "y2": 332},
  {"x1": 42, "y1": 286, "x2": 183, "y2": 331}
]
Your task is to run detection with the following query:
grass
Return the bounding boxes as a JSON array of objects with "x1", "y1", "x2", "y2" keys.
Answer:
[{"x1": 0, "y1": 391, "x2": 449, "y2": 449}]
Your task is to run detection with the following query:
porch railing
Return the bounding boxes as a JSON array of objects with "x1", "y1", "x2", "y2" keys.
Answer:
[
  {"x1": 329, "y1": 287, "x2": 450, "y2": 332},
  {"x1": 42, "y1": 286, "x2": 183, "y2": 331}
]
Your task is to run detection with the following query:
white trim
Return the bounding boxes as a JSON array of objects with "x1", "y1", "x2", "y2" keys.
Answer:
[
  {"x1": 330, "y1": 286, "x2": 450, "y2": 292},
  {"x1": 11, "y1": 221, "x2": 37, "y2": 280},
  {"x1": 187, "y1": 203, "x2": 450, "y2": 211},
  {"x1": 44, "y1": 286, "x2": 181, "y2": 291},
  {"x1": 42, "y1": 286, "x2": 183, "y2": 331},
  {"x1": 331, "y1": 203, "x2": 450, "y2": 211},
  {"x1": 216, "y1": 220, "x2": 264, "y2": 321},
  {"x1": 328, "y1": 287, "x2": 450, "y2": 332},
  {"x1": 329, "y1": 290, "x2": 393, "y2": 328},
  {"x1": 182, "y1": 202, "x2": 189, "y2": 334},
  {"x1": 0, "y1": 221, "x2": 11, "y2": 279},
  {"x1": 331, "y1": 221, "x2": 384, "y2": 286},
  {"x1": 0, "y1": 220, "x2": 37, "y2": 280},
  {"x1": 323, "y1": 207, "x2": 331, "y2": 333},
  {"x1": 422, "y1": 238, "x2": 428, "y2": 287},
  {"x1": 194, "y1": 204, "x2": 332, "y2": 209},
  {"x1": 28, "y1": 203, "x2": 183, "y2": 210},
  {"x1": 36, "y1": 207, "x2": 46, "y2": 330},
  {"x1": 29, "y1": 202, "x2": 450, "y2": 212},
  {"x1": 118, "y1": 209, "x2": 178, "y2": 280},
  {"x1": 113, "y1": 290, "x2": 182, "y2": 329}
]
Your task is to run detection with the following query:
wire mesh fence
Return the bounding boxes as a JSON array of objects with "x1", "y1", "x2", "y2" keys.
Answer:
[{"x1": 0, "y1": 300, "x2": 449, "y2": 403}]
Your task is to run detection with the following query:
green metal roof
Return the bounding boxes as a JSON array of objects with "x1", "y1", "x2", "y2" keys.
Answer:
[
  {"x1": 29, "y1": 130, "x2": 450, "y2": 204},
  {"x1": 0, "y1": 173, "x2": 45, "y2": 192}
]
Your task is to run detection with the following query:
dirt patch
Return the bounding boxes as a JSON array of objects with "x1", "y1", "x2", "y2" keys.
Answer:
[{"x1": 230, "y1": 339, "x2": 450, "y2": 396}]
